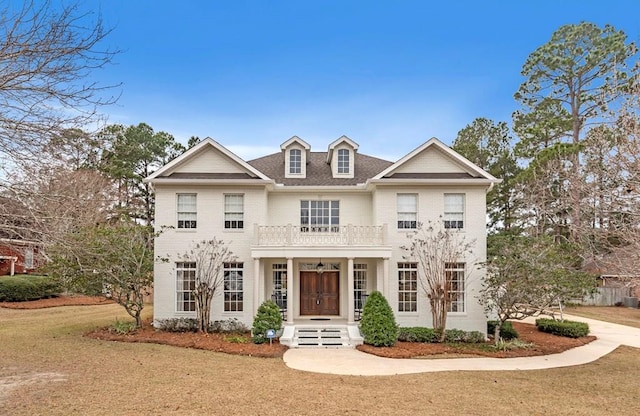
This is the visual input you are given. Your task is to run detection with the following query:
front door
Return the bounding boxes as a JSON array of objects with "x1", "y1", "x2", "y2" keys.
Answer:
[{"x1": 300, "y1": 271, "x2": 339, "y2": 315}]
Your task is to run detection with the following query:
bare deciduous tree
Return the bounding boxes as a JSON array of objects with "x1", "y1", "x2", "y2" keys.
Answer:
[
  {"x1": 0, "y1": 0, "x2": 119, "y2": 165},
  {"x1": 1, "y1": 166, "x2": 115, "y2": 246},
  {"x1": 402, "y1": 220, "x2": 476, "y2": 342},
  {"x1": 0, "y1": 0, "x2": 119, "y2": 244},
  {"x1": 175, "y1": 239, "x2": 236, "y2": 333}
]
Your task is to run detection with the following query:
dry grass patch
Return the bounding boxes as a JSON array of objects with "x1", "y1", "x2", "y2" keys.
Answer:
[
  {"x1": 565, "y1": 306, "x2": 640, "y2": 328},
  {"x1": 1, "y1": 304, "x2": 640, "y2": 415}
]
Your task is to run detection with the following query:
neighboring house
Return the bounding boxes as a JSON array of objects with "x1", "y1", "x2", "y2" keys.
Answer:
[
  {"x1": 146, "y1": 136, "x2": 499, "y2": 346},
  {"x1": 0, "y1": 239, "x2": 40, "y2": 276},
  {"x1": 584, "y1": 249, "x2": 640, "y2": 300}
]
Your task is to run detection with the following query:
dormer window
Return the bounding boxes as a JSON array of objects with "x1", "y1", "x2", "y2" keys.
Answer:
[
  {"x1": 281, "y1": 136, "x2": 310, "y2": 179},
  {"x1": 290, "y1": 149, "x2": 301, "y2": 174},
  {"x1": 337, "y1": 149, "x2": 349, "y2": 174},
  {"x1": 327, "y1": 136, "x2": 358, "y2": 179}
]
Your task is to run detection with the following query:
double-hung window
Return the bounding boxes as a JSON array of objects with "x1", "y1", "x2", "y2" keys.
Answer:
[
  {"x1": 224, "y1": 194, "x2": 244, "y2": 229},
  {"x1": 337, "y1": 149, "x2": 349, "y2": 174},
  {"x1": 224, "y1": 262, "x2": 244, "y2": 312},
  {"x1": 444, "y1": 193, "x2": 464, "y2": 229},
  {"x1": 289, "y1": 149, "x2": 301, "y2": 174},
  {"x1": 176, "y1": 262, "x2": 196, "y2": 312},
  {"x1": 300, "y1": 200, "x2": 339, "y2": 232},
  {"x1": 398, "y1": 263, "x2": 417, "y2": 312},
  {"x1": 397, "y1": 194, "x2": 417, "y2": 229},
  {"x1": 177, "y1": 193, "x2": 197, "y2": 229},
  {"x1": 446, "y1": 262, "x2": 465, "y2": 312}
]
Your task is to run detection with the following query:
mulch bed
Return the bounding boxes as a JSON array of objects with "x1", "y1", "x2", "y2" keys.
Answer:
[
  {"x1": 4, "y1": 296, "x2": 596, "y2": 360},
  {"x1": 86, "y1": 323, "x2": 289, "y2": 358},
  {"x1": 357, "y1": 322, "x2": 596, "y2": 358},
  {"x1": 0, "y1": 295, "x2": 114, "y2": 309}
]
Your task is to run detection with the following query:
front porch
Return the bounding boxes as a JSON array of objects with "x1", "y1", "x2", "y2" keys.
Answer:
[{"x1": 250, "y1": 249, "x2": 392, "y2": 346}]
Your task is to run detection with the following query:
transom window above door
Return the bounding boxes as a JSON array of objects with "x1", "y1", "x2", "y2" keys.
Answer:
[{"x1": 300, "y1": 200, "x2": 339, "y2": 232}]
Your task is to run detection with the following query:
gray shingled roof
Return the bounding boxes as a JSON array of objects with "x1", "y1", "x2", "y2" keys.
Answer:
[{"x1": 248, "y1": 152, "x2": 393, "y2": 186}]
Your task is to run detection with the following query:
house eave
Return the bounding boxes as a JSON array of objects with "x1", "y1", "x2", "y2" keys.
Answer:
[
  {"x1": 148, "y1": 179, "x2": 273, "y2": 186},
  {"x1": 367, "y1": 178, "x2": 498, "y2": 187},
  {"x1": 270, "y1": 183, "x2": 369, "y2": 192}
]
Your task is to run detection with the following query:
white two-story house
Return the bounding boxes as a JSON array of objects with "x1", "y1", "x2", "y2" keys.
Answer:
[{"x1": 146, "y1": 135, "x2": 499, "y2": 346}]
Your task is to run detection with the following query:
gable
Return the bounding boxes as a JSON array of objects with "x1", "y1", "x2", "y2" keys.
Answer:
[
  {"x1": 389, "y1": 146, "x2": 471, "y2": 175},
  {"x1": 374, "y1": 137, "x2": 499, "y2": 182},
  {"x1": 170, "y1": 146, "x2": 249, "y2": 175},
  {"x1": 146, "y1": 137, "x2": 270, "y2": 182}
]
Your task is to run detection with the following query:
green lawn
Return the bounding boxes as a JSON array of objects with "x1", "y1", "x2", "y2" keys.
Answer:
[{"x1": 1, "y1": 304, "x2": 640, "y2": 415}]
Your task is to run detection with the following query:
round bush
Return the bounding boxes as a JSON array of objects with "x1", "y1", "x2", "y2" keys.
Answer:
[
  {"x1": 252, "y1": 300, "x2": 282, "y2": 344},
  {"x1": 359, "y1": 291, "x2": 398, "y2": 347}
]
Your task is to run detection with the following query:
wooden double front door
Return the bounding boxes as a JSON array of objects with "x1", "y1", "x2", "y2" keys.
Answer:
[{"x1": 300, "y1": 271, "x2": 339, "y2": 315}]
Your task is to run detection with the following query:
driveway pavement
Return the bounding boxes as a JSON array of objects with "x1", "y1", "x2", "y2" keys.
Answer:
[{"x1": 283, "y1": 314, "x2": 640, "y2": 376}]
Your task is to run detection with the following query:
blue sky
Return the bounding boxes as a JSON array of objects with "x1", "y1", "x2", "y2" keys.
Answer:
[{"x1": 90, "y1": 0, "x2": 640, "y2": 161}]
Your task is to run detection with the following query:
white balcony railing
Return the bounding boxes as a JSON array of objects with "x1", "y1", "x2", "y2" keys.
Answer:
[{"x1": 255, "y1": 224, "x2": 387, "y2": 246}]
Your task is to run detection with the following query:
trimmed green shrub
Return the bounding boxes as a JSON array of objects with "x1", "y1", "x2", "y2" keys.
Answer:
[
  {"x1": 0, "y1": 275, "x2": 61, "y2": 302},
  {"x1": 487, "y1": 320, "x2": 519, "y2": 340},
  {"x1": 398, "y1": 327, "x2": 439, "y2": 343},
  {"x1": 536, "y1": 318, "x2": 589, "y2": 338},
  {"x1": 252, "y1": 300, "x2": 283, "y2": 344},
  {"x1": 359, "y1": 291, "x2": 398, "y2": 347},
  {"x1": 398, "y1": 327, "x2": 485, "y2": 343}
]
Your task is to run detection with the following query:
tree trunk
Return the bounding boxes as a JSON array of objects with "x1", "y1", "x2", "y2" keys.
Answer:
[{"x1": 494, "y1": 321, "x2": 502, "y2": 346}]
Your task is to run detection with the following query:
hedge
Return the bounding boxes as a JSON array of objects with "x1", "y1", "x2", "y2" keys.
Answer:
[
  {"x1": 398, "y1": 327, "x2": 485, "y2": 343},
  {"x1": 0, "y1": 275, "x2": 61, "y2": 302},
  {"x1": 398, "y1": 327, "x2": 439, "y2": 343},
  {"x1": 487, "y1": 320, "x2": 519, "y2": 340},
  {"x1": 535, "y1": 318, "x2": 590, "y2": 338}
]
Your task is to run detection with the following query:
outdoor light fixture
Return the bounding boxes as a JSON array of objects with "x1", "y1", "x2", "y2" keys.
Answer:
[{"x1": 316, "y1": 259, "x2": 324, "y2": 274}]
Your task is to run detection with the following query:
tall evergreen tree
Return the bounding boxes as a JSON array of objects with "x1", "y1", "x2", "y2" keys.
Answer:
[{"x1": 514, "y1": 22, "x2": 637, "y2": 240}]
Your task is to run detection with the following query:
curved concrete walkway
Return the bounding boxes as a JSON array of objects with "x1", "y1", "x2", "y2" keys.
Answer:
[{"x1": 283, "y1": 314, "x2": 640, "y2": 376}]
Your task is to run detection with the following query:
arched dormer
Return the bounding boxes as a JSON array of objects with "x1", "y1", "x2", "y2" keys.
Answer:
[
  {"x1": 280, "y1": 136, "x2": 311, "y2": 178},
  {"x1": 327, "y1": 135, "x2": 358, "y2": 179}
]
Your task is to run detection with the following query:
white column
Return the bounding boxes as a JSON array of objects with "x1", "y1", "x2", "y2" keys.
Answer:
[
  {"x1": 376, "y1": 259, "x2": 383, "y2": 293},
  {"x1": 10, "y1": 258, "x2": 15, "y2": 276},
  {"x1": 253, "y1": 258, "x2": 261, "y2": 315},
  {"x1": 382, "y1": 258, "x2": 390, "y2": 298},
  {"x1": 286, "y1": 257, "x2": 294, "y2": 324},
  {"x1": 347, "y1": 257, "x2": 355, "y2": 324}
]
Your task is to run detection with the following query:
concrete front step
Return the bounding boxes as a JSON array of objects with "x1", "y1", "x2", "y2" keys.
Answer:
[
  {"x1": 280, "y1": 324, "x2": 363, "y2": 348},
  {"x1": 295, "y1": 327, "x2": 350, "y2": 347}
]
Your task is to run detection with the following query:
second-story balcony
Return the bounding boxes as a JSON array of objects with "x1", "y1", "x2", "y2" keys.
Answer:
[{"x1": 255, "y1": 224, "x2": 387, "y2": 246}]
